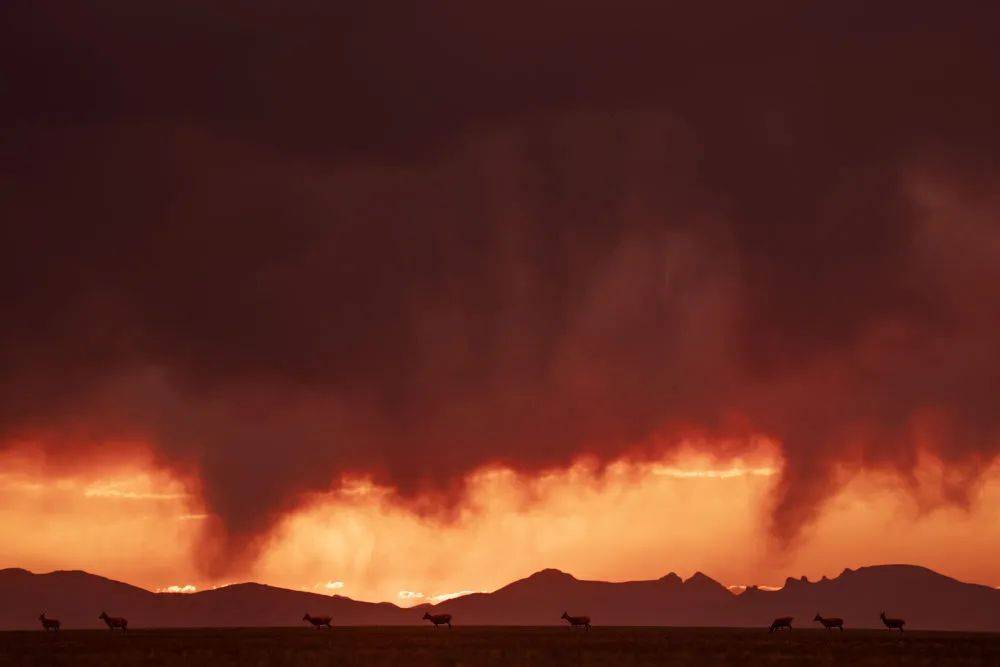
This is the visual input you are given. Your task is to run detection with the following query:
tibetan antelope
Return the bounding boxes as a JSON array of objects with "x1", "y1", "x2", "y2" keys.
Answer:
[
  {"x1": 423, "y1": 612, "x2": 452, "y2": 629},
  {"x1": 769, "y1": 616, "x2": 793, "y2": 633},
  {"x1": 813, "y1": 613, "x2": 843, "y2": 631},
  {"x1": 38, "y1": 613, "x2": 60, "y2": 632},
  {"x1": 880, "y1": 611, "x2": 905, "y2": 632},
  {"x1": 303, "y1": 613, "x2": 332, "y2": 629},
  {"x1": 98, "y1": 611, "x2": 128, "y2": 633},
  {"x1": 561, "y1": 611, "x2": 591, "y2": 630}
]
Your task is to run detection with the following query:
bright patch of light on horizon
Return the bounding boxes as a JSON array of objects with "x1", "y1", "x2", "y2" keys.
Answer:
[
  {"x1": 430, "y1": 590, "x2": 477, "y2": 603},
  {"x1": 157, "y1": 584, "x2": 197, "y2": 593},
  {"x1": 324, "y1": 581, "x2": 344, "y2": 590},
  {"x1": 727, "y1": 583, "x2": 782, "y2": 593},
  {"x1": 398, "y1": 591, "x2": 424, "y2": 600}
]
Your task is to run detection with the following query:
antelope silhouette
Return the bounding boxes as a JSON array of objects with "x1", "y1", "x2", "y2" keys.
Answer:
[
  {"x1": 880, "y1": 611, "x2": 905, "y2": 632},
  {"x1": 38, "y1": 613, "x2": 60, "y2": 632},
  {"x1": 302, "y1": 613, "x2": 332, "y2": 629},
  {"x1": 813, "y1": 613, "x2": 843, "y2": 631},
  {"x1": 423, "y1": 612, "x2": 452, "y2": 628},
  {"x1": 98, "y1": 611, "x2": 128, "y2": 633},
  {"x1": 561, "y1": 611, "x2": 591, "y2": 630},
  {"x1": 769, "y1": 616, "x2": 793, "y2": 632}
]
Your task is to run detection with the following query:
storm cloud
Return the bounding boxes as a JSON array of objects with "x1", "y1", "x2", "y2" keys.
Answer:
[{"x1": 3, "y1": 1, "x2": 1000, "y2": 570}]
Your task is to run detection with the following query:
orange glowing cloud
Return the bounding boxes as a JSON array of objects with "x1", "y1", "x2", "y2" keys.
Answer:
[
  {"x1": 0, "y1": 446, "x2": 203, "y2": 590},
  {"x1": 4, "y1": 439, "x2": 1000, "y2": 602},
  {"x1": 4, "y1": 2, "x2": 1000, "y2": 587}
]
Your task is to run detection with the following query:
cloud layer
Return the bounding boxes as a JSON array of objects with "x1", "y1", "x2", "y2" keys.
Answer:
[{"x1": 4, "y1": 1, "x2": 1000, "y2": 572}]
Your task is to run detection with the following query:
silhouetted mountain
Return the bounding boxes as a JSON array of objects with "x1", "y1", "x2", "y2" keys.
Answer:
[
  {"x1": 404, "y1": 565, "x2": 1000, "y2": 630},
  {"x1": 732, "y1": 565, "x2": 1000, "y2": 632},
  {"x1": 3, "y1": 564, "x2": 999, "y2": 631},
  {"x1": 0, "y1": 568, "x2": 414, "y2": 630},
  {"x1": 431, "y1": 568, "x2": 738, "y2": 626}
]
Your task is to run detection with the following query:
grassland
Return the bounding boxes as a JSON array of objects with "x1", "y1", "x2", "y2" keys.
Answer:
[{"x1": 2, "y1": 626, "x2": 999, "y2": 666}]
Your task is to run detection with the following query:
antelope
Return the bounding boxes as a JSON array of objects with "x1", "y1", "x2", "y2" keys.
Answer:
[
  {"x1": 423, "y1": 612, "x2": 452, "y2": 628},
  {"x1": 813, "y1": 613, "x2": 843, "y2": 631},
  {"x1": 38, "y1": 613, "x2": 60, "y2": 632},
  {"x1": 561, "y1": 611, "x2": 591, "y2": 630},
  {"x1": 98, "y1": 611, "x2": 128, "y2": 633},
  {"x1": 880, "y1": 611, "x2": 905, "y2": 632},
  {"x1": 769, "y1": 616, "x2": 793, "y2": 633},
  {"x1": 302, "y1": 613, "x2": 332, "y2": 629}
]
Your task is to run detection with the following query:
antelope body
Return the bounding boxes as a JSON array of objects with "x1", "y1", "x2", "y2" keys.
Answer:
[
  {"x1": 813, "y1": 613, "x2": 843, "y2": 631},
  {"x1": 769, "y1": 616, "x2": 793, "y2": 632},
  {"x1": 561, "y1": 611, "x2": 591, "y2": 630},
  {"x1": 880, "y1": 611, "x2": 905, "y2": 632},
  {"x1": 38, "y1": 613, "x2": 60, "y2": 632},
  {"x1": 303, "y1": 613, "x2": 332, "y2": 629},
  {"x1": 99, "y1": 611, "x2": 128, "y2": 633},
  {"x1": 423, "y1": 612, "x2": 452, "y2": 628}
]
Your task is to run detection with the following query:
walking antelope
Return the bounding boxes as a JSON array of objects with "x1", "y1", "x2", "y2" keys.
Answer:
[
  {"x1": 813, "y1": 613, "x2": 843, "y2": 631},
  {"x1": 769, "y1": 616, "x2": 793, "y2": 632},
  {"x1": 98, "y1": 611, "x2": 128, "y2": 633},
  {"x1": 38, "y1": 613, "x2": 60, "y2": 632},
  {"x1": 302, "y1": 613, "x2": 332, "y2": 629},
  {"x1": 423, "y1": 612, "x2": 452, "y2": 628},
  {"x1": 561, "y1": 611, "x2": 591, "y2": 630},
  {"x1": 880, "y1": 611, "x2": 905, "y2": 632}
]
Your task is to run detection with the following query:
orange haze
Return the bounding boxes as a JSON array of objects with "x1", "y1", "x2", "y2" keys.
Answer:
[{"x1": 3, "y1": 442, "x2": 1000, "y2": 603}]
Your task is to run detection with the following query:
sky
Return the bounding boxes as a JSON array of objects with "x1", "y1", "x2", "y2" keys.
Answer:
[{"x1": 2, "y1": 2, "x2": 1000, "y2": 602}]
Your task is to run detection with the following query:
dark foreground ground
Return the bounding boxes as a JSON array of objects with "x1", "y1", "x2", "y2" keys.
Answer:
[{"x1": 2, "y1": 627, "x2": 999, "y2": 666}]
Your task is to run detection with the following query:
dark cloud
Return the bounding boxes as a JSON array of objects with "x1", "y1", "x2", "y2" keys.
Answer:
[{"x1": 3, "y1": 1, "x2": 1000, "y2": 571}]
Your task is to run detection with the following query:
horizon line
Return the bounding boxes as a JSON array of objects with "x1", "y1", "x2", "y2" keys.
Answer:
[{"x1": 4, "y1": 561, "x2": 994, "y2": 608}]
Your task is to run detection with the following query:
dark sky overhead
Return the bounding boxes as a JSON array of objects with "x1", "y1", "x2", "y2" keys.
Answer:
[{"x1": 3, "y1": 1, "x2": 1000, "y2": 574}]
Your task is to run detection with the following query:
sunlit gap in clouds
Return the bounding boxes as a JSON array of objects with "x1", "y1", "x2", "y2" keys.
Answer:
[
  {"x1": 83, "y1": 476, "x2": 189, "y2": 500},
  {"x1": 651, "y1": 466, "x2": 777, "y2": 479}
]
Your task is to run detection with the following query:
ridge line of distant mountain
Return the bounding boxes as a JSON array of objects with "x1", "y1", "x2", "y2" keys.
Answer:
[
  {"x1": 2, "y1": 563, "x2": 998, "y2": 630},
  {"x1": 7, "y1": 561, "x2": 992, "y2": 600}
]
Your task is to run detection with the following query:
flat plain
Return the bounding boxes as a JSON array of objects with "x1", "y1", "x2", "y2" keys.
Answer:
[{"x1": 2, "y1": 626, "x2": 999, "y2": 666}]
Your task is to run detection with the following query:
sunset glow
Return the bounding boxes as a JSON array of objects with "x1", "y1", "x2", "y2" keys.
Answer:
[
  {"x1": 4, "y1": 442, "x2": 1000, "y2": 603},
  {"x1": 4, "y1": 3, "x2": 1000, "y2": 640}
]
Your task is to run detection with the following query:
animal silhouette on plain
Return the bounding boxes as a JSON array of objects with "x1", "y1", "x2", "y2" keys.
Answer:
[
  {"x1": 813, "y1": 613, "x2": 844, "y2": 631},
  {"x1": 769, "y1": 616, "x2": 793, "y2": 632},
  {"x1": 880, "y1": 611, "x2": 905, "y2": 632},
  {"x1": 98, "y1": 611, "x2": 128, "y2": 633},
  {"x1": 561, "y1": 611, "x2": 591, "y2": 630},
  {"x1": 38, "y1": 613, "x2": 60, "y2": 632},
  {"x1": 423, "y1": 612, "x2": 452, "y2": 628},
  {"x1": 302, "y1": 613, "x2": 332, "y2": 629}
]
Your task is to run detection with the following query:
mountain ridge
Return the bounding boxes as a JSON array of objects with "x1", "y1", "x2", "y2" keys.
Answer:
[{"x1": 2, "y1": 564, "x2": 998, "y2": 631}]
